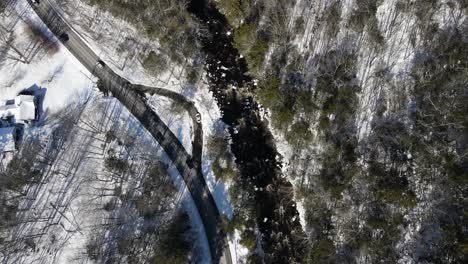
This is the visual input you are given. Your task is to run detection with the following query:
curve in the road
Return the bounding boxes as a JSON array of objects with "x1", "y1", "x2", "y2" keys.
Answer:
[{"x1": 132, "y1": 84, "x2": 203, "y2": 168}]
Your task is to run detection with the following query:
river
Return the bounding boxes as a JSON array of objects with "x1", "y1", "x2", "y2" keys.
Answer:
[{"x1": 187, "y1": 0, "x2": 307, "y2": 263}]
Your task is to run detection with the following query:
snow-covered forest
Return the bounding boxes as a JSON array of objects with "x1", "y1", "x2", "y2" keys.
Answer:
[
  {"x1": 215, "y1": 0, "x2": 467, "y2": 263},
  {"x1": 0, "y1": 0, "x2": 466, "y2": 263}
]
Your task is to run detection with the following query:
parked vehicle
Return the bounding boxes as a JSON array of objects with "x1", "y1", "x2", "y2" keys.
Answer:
[
  {"x1": 97, "y1": 60, "x2": 106, "y2": 68},
  {"x1": 59, "y1": 33, "x2": 69, "y2": 42}
]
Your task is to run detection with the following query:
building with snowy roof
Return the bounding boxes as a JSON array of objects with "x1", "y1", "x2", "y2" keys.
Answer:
[{"x1": 0, "y1": 95, "x2": 36, "y2": 124}]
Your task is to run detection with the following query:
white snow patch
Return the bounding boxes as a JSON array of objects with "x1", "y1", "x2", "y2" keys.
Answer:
[{"x1": 0, "y1": 1, "x2": 92, "y2": 114}]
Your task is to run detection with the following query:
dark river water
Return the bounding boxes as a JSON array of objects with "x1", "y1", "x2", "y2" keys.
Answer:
[{"x1": 187, "y1": 0, "x2": 306, "y2": 262}]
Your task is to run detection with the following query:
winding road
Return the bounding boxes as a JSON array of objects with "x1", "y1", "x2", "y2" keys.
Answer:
[
  {"x1": 132, "y1": 84, "x2": 204, "y2": 167},
  {"x1": 27, "y1": 0, "x2": 231, "y2": 263}
]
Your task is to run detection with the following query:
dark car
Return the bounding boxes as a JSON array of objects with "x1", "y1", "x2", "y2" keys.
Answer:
[
  {"x1": 97, "y1": 60, "x2": 106, "y2": 68},
  {"x1": 59, "y1": 33, "x2": 69, "y2": 42},
  {"x1": 32, "y1": 0, "x2": 40, "y2": 5}
]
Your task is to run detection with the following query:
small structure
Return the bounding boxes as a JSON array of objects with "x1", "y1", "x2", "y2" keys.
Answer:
[{"x1": 0, "y1": 95, "x2": 36, "y2": 124}]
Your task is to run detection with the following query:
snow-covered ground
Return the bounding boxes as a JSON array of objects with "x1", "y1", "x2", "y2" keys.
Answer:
[
  {"x1": 266, "y1": 0, "x2": 467, "y2": 263},
  {"x1": 50, "y1": 0, "x2": 239, "y2": 258},
  {"x1": 1, "y1": 0, "x2": 235, "y2": 262},
  {"x1": 48, "y1": 0, "x2": 234, "y2": 218},
  {"x1": 0, "y1": 92, "x2": 213, "y2": 263},
  {"x1": 0, "y1": 1, "x2": 92, "y2": 116},
  {"x1": 270, "y1": 0, "x2": 416, "y2": 232}
]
